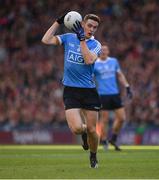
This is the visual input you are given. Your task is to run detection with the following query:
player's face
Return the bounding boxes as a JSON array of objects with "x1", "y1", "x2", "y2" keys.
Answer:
[
  {"x1": 82, "y1": 19, "x2": 99, "y2": 39},
  {"x1": 100, "y1": 45, "x2": 109, "y2": 60}
]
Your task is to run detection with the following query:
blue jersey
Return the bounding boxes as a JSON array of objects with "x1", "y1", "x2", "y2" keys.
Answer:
[
  {"x1": 57, "y1": 33, "x2": 101, "y2": 88},
  {"x1": 94, "y1": 57, "x2": 121, "y2": 95}
]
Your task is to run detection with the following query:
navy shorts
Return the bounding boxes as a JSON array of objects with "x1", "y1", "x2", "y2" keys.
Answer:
[
  {"x1": 63, "y1": 86, "x2": 101, "y2": 111},
  {"x1": 100, "y1": 94, "x2": 124, "y2": 110}
]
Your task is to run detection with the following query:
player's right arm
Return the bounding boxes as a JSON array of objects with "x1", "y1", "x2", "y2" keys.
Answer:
[
  {"x1": 42, "y1": 14, "x2": 66, "y2": 45},
  {"x1": 41, "y1": 22, "x2": 60, "y2": 45}
]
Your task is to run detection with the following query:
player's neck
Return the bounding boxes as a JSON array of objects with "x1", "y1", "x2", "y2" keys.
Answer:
[{"x1": 100, "y1": 56, "x2": 108, "y2": 61}]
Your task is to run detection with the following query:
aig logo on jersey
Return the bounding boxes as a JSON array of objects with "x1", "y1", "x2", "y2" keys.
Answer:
[{"x1": 67, "y1": 50, "x2": 84, "y2": 65}]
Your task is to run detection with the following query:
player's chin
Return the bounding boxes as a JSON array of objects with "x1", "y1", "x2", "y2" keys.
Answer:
[{"x1": 85, "y1": 34, "x2": 92, "y2": 39}]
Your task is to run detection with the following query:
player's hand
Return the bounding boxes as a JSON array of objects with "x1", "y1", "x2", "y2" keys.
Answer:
[
  {"x1": 72, "y1": 20, "x2": 85, "y2": 41},
  {"x1": 126, "y1": 86, "x2": 133, "y2": 99},
  {"x1": 56, "y1": 13, "x2": 66, "y2": 24}
]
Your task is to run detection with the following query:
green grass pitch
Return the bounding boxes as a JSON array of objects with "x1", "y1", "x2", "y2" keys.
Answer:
[{"x1": 0, "y1": 145, "x2": 159, "y2": 179}]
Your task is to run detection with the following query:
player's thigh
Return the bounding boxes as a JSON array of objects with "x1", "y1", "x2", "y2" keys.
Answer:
[
  {"x1": 65, "y1": 108, "x2": 83, "y2": 131},
  {"x1": 83, "y1": 110, "x2": 98, "y2": 131},
  {"x1": 114, "y1": 107, "x2": 126, "y2": 121}
]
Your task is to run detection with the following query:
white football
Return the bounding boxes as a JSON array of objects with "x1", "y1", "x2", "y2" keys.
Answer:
[{"x1": 64, "y1": 11, "x2": 82, "y2": 30}]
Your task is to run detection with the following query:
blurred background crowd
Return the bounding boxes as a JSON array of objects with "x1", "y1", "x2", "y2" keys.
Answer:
[{"x1": 0, "y1": 0, "x2": 159, "y2": 131}]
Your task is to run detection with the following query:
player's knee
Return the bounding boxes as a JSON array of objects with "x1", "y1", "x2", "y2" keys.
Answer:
[
  {"x1": 118, "y1": 118, "x2": 125, "y2": 124},
  {"x1": 87, "y1": 126, "x2": 96, "y2": 135},
  {"x1": 71, "y1": 125, "x2": 83, "y2": 134}
]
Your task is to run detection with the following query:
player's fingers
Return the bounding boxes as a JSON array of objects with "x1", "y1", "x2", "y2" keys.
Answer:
[
  {"x1": 73, "y1": 23, "x2": 78, "y2": 31},
  {"x1": 75, "y1": 20, "x2": 81, "y2": 29},
  {"x1": 71, "y1": 25, "x2": 78, "y2": 32},
  {"x1": 71, "y1": 28, "x2": 76, "y2": 33}
]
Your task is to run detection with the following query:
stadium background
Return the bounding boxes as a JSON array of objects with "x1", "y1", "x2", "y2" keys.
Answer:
[{"x1": 0, "y1": 0, "x2": 159, "y2": 145}]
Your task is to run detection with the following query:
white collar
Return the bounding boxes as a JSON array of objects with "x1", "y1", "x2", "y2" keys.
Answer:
[
  {"x1": 97, "y1": 56, "x2": 110, "y2": 63},
  {"x1": 86, "y1": 36, "x2": 94, "y2": 41}
]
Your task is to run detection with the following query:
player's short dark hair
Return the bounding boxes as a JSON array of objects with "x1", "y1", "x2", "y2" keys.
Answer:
[{"x1": 84, "y1": 14, "x2": 100, "y2": 24}]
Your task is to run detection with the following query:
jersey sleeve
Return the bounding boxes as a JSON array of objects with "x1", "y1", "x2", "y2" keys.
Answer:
[
  {"x1": 56, "y1": 34, "x2": 68, "y2": 45},
  {"x1": 115, "y1": 58, "x2": 121, "y2": 72},
  {"x1": 90, "y1": 41, "x2": 101, "y2": 56}
]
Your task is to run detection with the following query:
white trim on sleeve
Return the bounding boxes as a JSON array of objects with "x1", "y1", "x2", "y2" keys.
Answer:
[{"x1": 56, "y1": 36, "x2": 62, "y2": 45}]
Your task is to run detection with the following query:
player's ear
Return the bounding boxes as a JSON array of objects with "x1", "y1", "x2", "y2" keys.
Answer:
[{"x1": 81, "y1": 21, "x2": 84, "y2": 28}]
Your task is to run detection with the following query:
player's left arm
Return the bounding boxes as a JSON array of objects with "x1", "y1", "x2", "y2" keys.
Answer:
[
  {"x1": 117, "y1": 71, "x2": 133, "y2": 99},
  {"x1": 80, "y1": 41, "x2": 98, "y2": 64},
  {"x1": 117, "y1": 71, "x2": 129, "y2": 87},
  {"x1": 72, "y1": 21, "x2": 100, "y2": 64}
]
